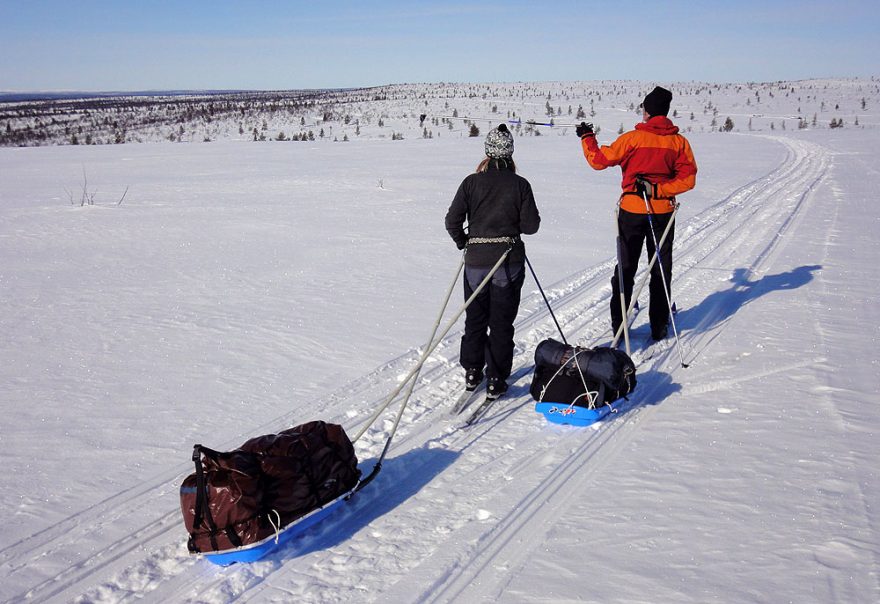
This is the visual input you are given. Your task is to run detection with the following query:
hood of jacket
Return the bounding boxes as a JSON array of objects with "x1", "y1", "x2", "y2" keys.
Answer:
[{"x1": 635, "y1": 115, "x2": 680, "y2": 136}]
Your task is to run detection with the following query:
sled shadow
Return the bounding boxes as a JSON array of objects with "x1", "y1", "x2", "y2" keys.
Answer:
[
  {"x1": 270, "y1": 446, "x2": 459, "y2": 559},
  {"x1": 678, "y1": 265, "x2": 821, "y2": 332},
  {"x1": 605, "y1": 369, "x2": 680, "y2": 422}
]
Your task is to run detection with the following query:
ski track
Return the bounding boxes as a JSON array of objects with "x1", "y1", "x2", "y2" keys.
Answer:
[{"x1": 0, "y1": 135, "x2": 831, "y2": 603}]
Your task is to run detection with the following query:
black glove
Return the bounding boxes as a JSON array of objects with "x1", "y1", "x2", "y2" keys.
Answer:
[
  {"x1": 456, "y1": 237, "x2": 468, "y2": 250},
  {"x1": 575, "y1": 122, "x2": 594, "y2": 138},
  {"x1": 635, "y1": 176, "x2": 655, "y2": 199}
]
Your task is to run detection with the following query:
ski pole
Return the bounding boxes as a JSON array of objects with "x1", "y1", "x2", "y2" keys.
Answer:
[
  {"x1": 511, "y1": 118, "x2": 587, "y2": 128},
  {"x1": 419, "y1": 114, "x2": 582, "y2": 129},
  {"x1": 615, "y1": 231, "x2": 632, "y2": 356},
  {"x1": 610, "y1": 207, "x2": 677, "y2": 349},
  {"x1": 524, "y1": 254, "x2": 568, "y2": 345},
  {"x1": 638, "y1": 184, "x2": 688, "y2": 368}
]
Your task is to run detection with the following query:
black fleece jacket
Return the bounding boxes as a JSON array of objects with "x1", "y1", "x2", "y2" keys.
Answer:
[{"x1": 445, "y1": 162, "x2": 541, "y2": 266}]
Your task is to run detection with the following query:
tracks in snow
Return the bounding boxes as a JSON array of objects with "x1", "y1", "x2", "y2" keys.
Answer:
[
  {"x1": 0, "y1": 135, "x2": 830, "y2": 604},
  {"x1": 395, "y1": 135, "x2": 831, "y2": 602}
]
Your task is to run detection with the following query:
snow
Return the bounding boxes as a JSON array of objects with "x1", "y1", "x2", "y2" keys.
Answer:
[{"x1": 1, "y1": 79, "x2": 879, "y2": 603}]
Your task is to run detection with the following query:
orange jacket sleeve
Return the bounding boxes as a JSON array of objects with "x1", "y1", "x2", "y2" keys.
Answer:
[{"x1": 580, "y1": 133, "x2": 634, "y2": 170}]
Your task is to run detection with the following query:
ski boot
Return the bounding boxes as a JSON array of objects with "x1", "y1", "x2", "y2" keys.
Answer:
[
  {"x1": 486, "y1": 378, "x2": 508, "y2": 400},
  {"x1": 465, "y1": 368, "x2": 483, "y2": 392}
]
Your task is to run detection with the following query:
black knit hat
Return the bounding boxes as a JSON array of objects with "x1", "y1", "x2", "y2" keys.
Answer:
[{"x1": 643, "y1": 86, "x2": 673, "y2": 117}]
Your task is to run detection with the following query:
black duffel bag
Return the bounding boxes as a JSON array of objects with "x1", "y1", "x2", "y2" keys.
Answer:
[{"x1": 529, "y1": 338, "x2": 636, "y2": 407}]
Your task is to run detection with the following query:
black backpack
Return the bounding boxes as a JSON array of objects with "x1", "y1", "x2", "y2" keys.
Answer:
[{"x1": 530, "y1": 338, "x2": 636, "y2": 407}]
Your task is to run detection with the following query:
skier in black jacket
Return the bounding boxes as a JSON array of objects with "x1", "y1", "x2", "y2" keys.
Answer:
[{"x1": 445, "y1": 124, "x2": 541, "y2": 399}]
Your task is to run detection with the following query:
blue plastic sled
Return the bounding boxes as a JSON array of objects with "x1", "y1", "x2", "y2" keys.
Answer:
[
  {"x1": 535, "y1": 401, "x2": 615, "y2": 427},
  {"x1": 202, "y1": 488, "x2": 356, "y2": 566}
]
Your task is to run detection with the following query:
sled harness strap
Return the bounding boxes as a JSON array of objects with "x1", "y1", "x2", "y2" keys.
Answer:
[
  {"x1": 468, "y1": 236, "x2": 520, "y2": 245},
  {"x1": 620, "y1": 191, "x2": 675, "y2": 202}
]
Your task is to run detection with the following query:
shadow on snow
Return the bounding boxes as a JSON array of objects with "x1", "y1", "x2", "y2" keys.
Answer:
[
  {"x1": 606, "y1": 368, "x2": 680, "y2": 422},
  {"x1": 678, "y1": 264, "x2": 821, "y2": 332},
  {"x1": 259, "y1": 310, "x2": 703, "y2": 563},
  {"x1": 266, "y1": 446, "x2": 460, "y2": 561}
]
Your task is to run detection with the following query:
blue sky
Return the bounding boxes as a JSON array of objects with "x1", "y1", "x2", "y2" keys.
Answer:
[{"x1": 1, "y1": 0, "x2": 878, "y2": 91}]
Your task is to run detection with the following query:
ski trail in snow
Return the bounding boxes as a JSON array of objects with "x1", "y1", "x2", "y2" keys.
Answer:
[
  {"x1": 0, "y1": 134, "x2": 832, "y2": 603},
  {"x1": 200, "y1": 135, "x2": 830, "y2": 602},
  {"x1": 370, "y1": 135, "x2": 833, "y2": 603},
  {"x1": 651, "y1": 135, "x2": 830, "y2": 371}
]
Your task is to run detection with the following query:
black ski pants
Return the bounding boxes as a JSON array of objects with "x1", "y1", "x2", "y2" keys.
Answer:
[
  {"x1": 460, "y1": 261, "x2": 525, "y2": 381},
  {"x1": 611, "y1": 209, "x2": 675, "y2": 334}
]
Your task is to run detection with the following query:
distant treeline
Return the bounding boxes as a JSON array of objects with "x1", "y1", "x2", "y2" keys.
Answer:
[{"x1": 0, "y1": 88, "x2": 375, "y2": 146}]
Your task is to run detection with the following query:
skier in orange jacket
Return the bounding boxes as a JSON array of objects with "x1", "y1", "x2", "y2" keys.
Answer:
[{"x1": 577, "y1": 86, "x2": 697, "y2": 340}]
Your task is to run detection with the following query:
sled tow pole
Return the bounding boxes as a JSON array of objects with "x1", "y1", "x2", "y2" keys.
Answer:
[
  {"x1": 353, "y1": 245, "x2": 514, "y2": 488},
  {"x1": 525, "y1": 254, "x2": 568, "y2": 345}
]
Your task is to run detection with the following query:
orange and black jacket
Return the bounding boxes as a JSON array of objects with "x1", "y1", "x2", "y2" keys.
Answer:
[{"x1": 581, "y1": 116, "x2": 697, "y2": 214}]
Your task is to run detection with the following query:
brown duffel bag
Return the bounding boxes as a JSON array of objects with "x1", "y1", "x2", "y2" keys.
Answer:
[{"x1": 180, "y1": 420, "x2": 361, "y2": 553}]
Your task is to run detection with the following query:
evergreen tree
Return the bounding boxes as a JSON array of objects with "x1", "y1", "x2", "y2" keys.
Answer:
[{"x1": 468, "y1": 123, "x2": 480, "y2": 137}]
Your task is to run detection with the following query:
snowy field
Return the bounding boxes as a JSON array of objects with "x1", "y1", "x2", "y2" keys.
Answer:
[{"x1": 1, "y1": 80, "x2": 879, "y2": 603}]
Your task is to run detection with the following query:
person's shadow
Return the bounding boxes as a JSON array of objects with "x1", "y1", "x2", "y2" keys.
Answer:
[{"x1": 677, "y1": 265, "x2": 821, "y2": 332}]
